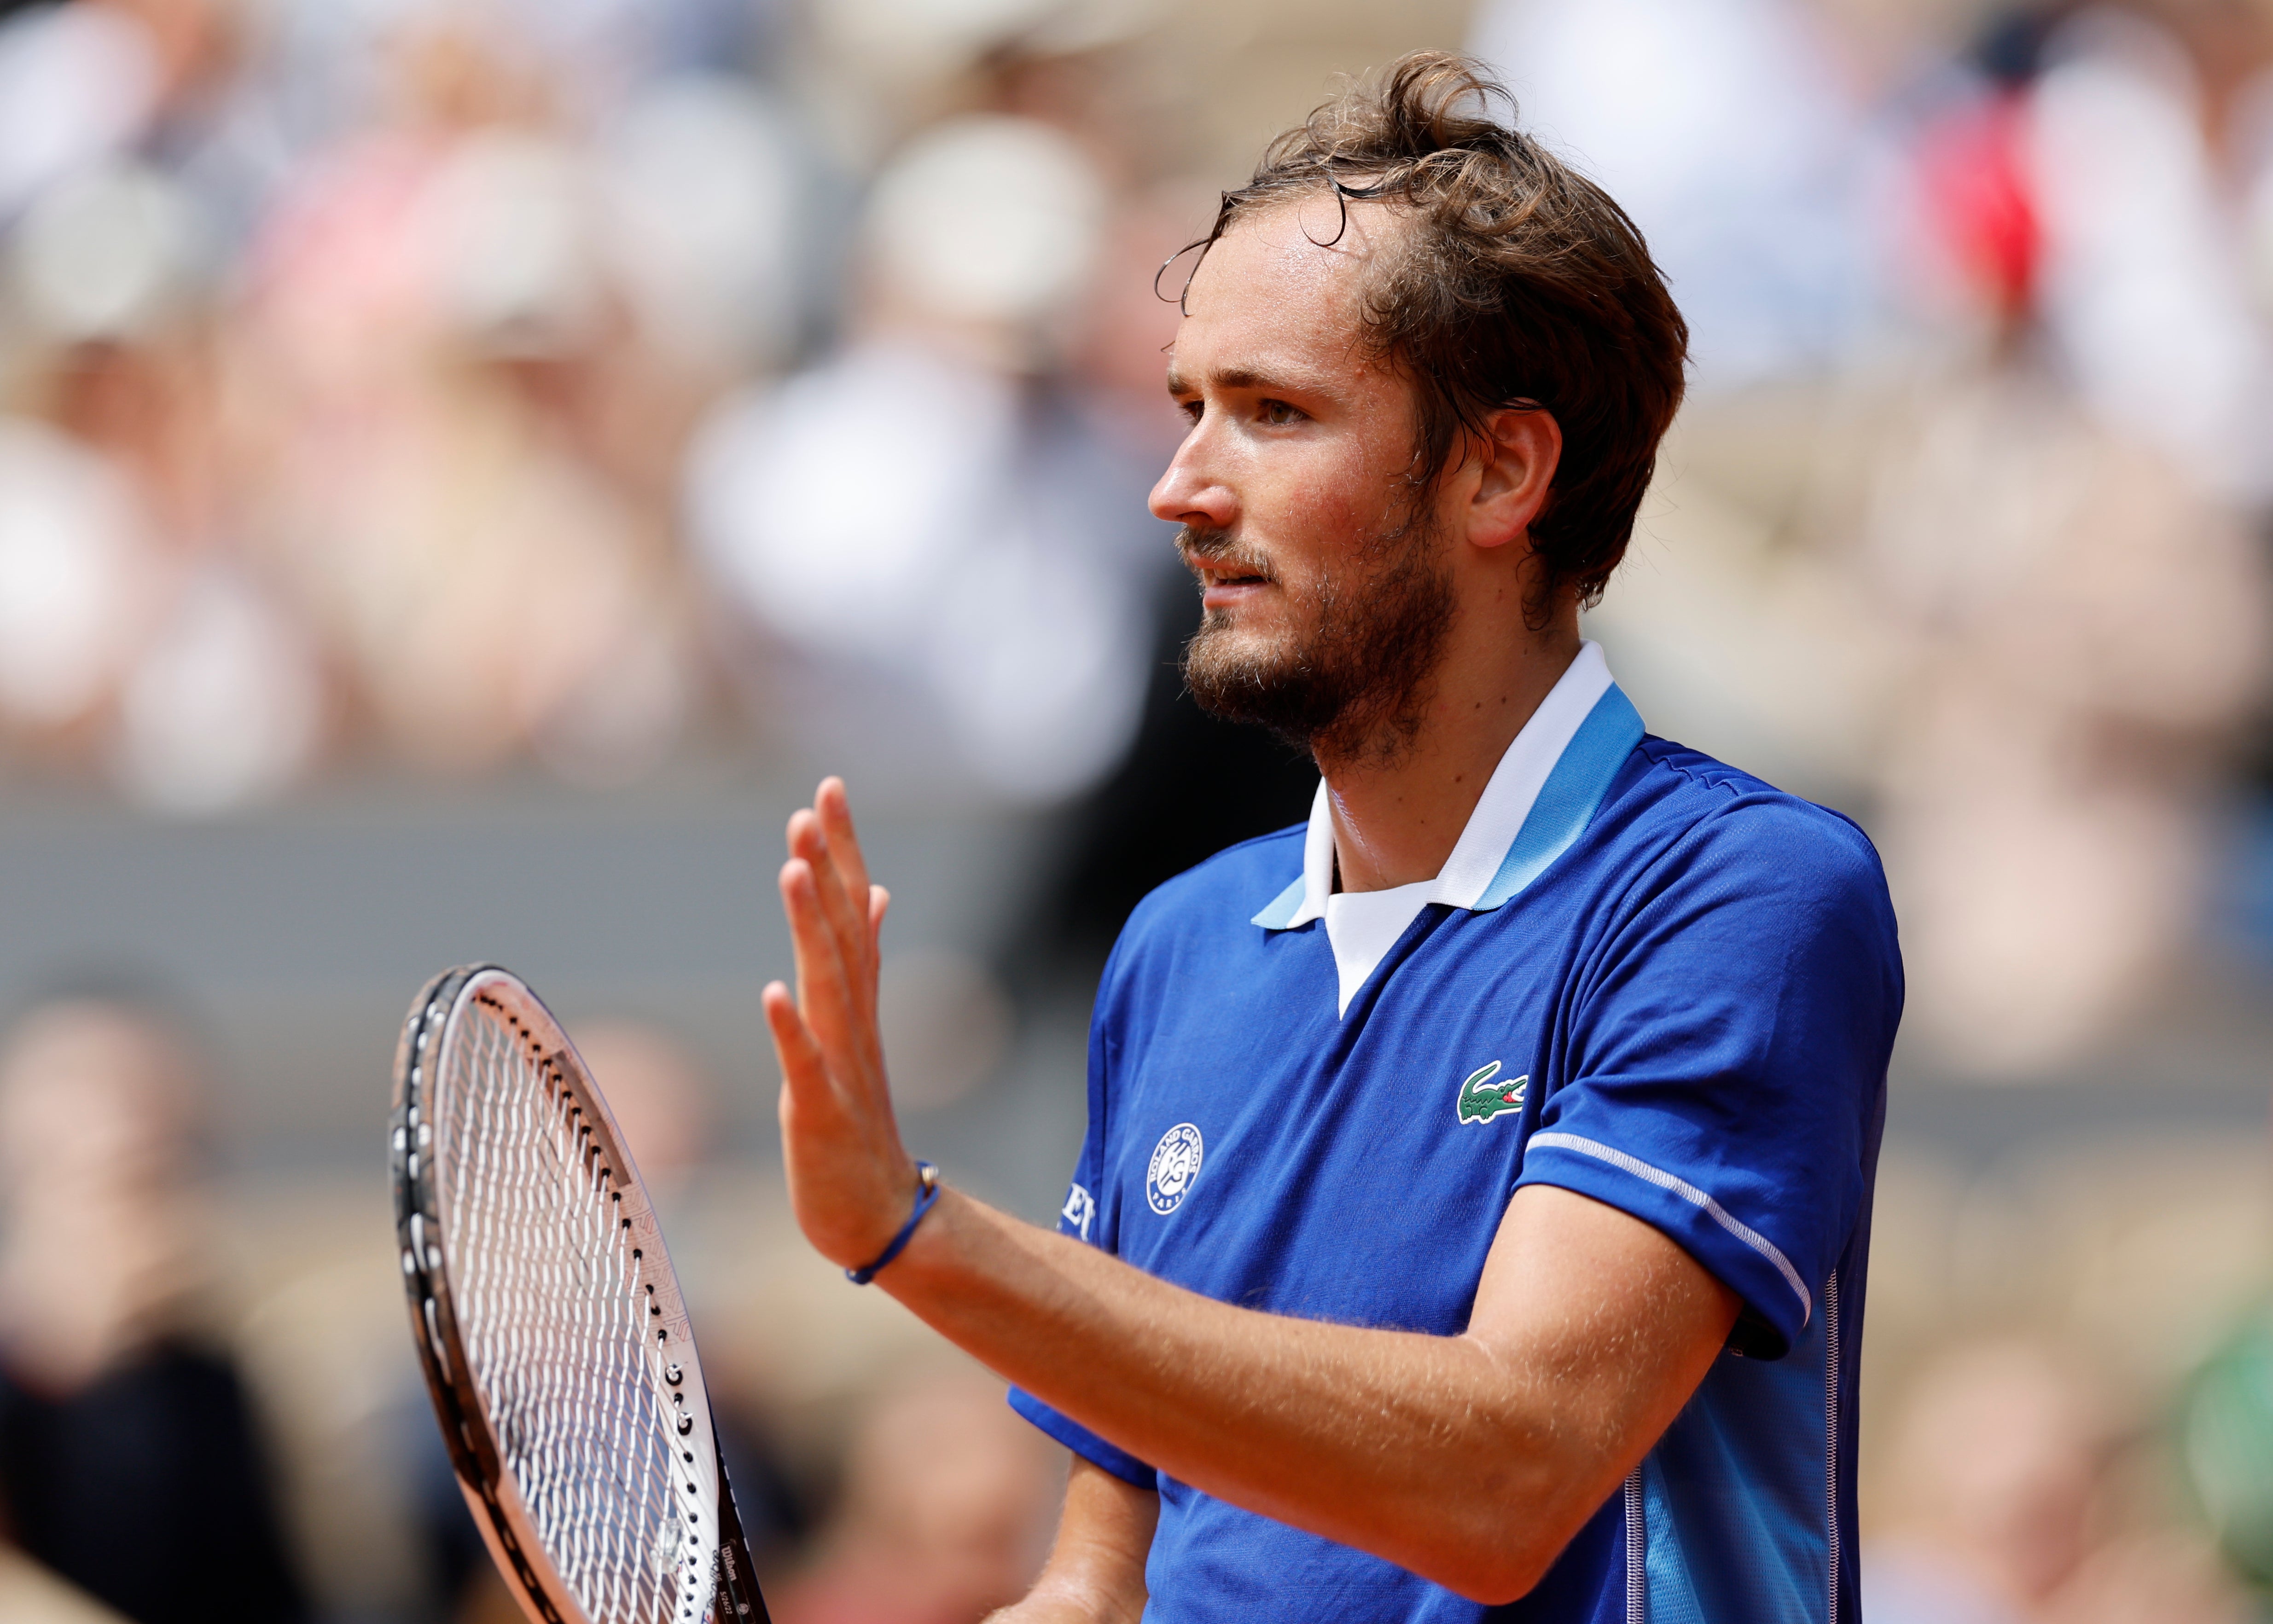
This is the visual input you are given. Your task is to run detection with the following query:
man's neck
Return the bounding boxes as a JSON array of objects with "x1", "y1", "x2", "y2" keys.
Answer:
[{"x1": 1320, "y1": 624, "x2": 1583, "y2": 894}]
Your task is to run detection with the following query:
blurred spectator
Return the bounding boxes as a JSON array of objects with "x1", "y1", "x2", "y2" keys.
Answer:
[
  {"x1": 0, "y1": 1, "x2": 162, "y2": 221},
  {"x1": 1470, "y1": 0, "x2": 1889, "y2": 393},
  {"x1": 0, "y1": 993, "x2": 307, "y2": 1624},
  {"x1": 688, "y1": 104, "x2": 1158, "y2": 809},
  {"x1": 2185, "y1": 1306, "x2": 2273, "y2": 1602},
  {"x1": 1558, "y1": 0, "x2": 2273, "y2": 1073},
  {"x1": 0, "y1": 1544, "x2": 128, "y2": 1624},
  {"x1": 1868, "y1": 1336, "x2": 2248, "y2": 1624},
  {"x1": 1855, "y1": 3, "x2": 2273, "y2": 1072},
  {"x1": 2177, "y1": 1063, "x2": 2273, "y2": 1609},
  {"x1": 232, "y1": 3, "x2": 699, "y2": 784},
  {"x1": 0, "y1": 0, "x2": 1245, "y2": 822},
  {"x1": 2024, "y1": 3, "x2": 2273, "y2": 505},
  {"x1": 578, "y1": 1017, "x2": 715, "y2": 1190},
  {"x1": 0, "y1": 416, "x2": 156, "y2": 741},
  {"x1": 774, "y1": 1369, "x2": 1058, "y2": 1624},
  {"x1": 1869, "y1": 1338, "x2": 2116, "y2": 1623},
  {"x1": 1855, "y1": 359, "x2": 2271, "y2": 1073}
]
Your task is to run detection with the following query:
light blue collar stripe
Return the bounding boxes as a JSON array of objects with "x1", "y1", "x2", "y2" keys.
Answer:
[
  {"x1": 1250, "y1": 683, "x2": 1643, "y2": 929},
  {"x1": 1251, "y1": 875, "x2": 1307, "y2": 929},
  {"x1": 1473, "y1": 684, "x2": 1644, "y2": 911}
]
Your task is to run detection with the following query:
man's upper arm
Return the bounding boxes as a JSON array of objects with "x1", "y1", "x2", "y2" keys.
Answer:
[
  {"x1": 1456, "y1": 793, "x2": 1895, "y2": 1547},
  {"x1": 1466, "y1": 1183, "x2": 1739, "y2": 1529},
  {"x1": 1515, "y1": 796, "x2": 1899, "y2": 1356}
]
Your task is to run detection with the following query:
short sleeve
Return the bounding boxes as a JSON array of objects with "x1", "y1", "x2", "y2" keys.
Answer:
[
  {"x1": 1006, "y1": 1387, "x2": 1157, "y2": 1487},
  {"x1": 1514, "y1": 797, "x2": 1901, "y2": 1358},
  {"x1": 1006, "y1": 941, "x2": 1160, "y2": 1487}
]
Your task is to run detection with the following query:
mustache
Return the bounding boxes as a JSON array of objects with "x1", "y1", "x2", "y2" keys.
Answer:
[{"x1": 1176, "y1": 525, "x2": 1274, "y2": 581}]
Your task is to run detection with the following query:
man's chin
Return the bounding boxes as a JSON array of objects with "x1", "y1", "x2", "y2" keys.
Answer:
[
  {"x1": 1183, "y1": 624, "x2": 1317, "y2": 733},
  {"x1": 1186, "y1": 615, "x2": 1286, "y2": 674}
]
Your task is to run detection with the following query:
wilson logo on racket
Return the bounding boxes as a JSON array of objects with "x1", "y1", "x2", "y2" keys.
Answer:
[{"x1": 1454, "y1": 1061, "x2": 1526, "y2": 1125}]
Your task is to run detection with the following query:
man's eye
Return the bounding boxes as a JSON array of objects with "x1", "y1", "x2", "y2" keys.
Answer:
[
  {"x1": 1259, "y1": 399, "x2": 1306, "y2": 425},
  {"x1": 1177, "y1": 399, "x2": 1203, "y2": 423}
]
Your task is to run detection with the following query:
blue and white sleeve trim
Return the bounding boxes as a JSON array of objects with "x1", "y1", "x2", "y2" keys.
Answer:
[{"x1": 1525, "y1": 1131, "x2": 1812, "y2": 1330}]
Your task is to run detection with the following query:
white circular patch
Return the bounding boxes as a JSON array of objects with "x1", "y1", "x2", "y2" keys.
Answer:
[{"x1": 1145, "y1": 1122, "x2": 1204, "y2": 1215}]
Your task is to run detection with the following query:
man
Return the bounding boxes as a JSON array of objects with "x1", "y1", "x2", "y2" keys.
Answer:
[{"x1": 762, "y1": 52, "x2": 1900, "y2": 1624}]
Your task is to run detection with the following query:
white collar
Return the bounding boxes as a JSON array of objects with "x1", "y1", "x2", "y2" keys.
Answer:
[{"x1": 1251, "y1": 641, "x2": 1641, "y2": 1013}]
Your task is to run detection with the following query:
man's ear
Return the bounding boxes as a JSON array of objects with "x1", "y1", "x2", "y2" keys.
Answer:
[{"x1": 1466, "y1": 407, "x2": 1562, "y2": 552}]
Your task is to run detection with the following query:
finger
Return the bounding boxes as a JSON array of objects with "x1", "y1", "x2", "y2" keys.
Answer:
[
  {"x1": 814, "y1": 778, "x2": 873, "y2": 926},
  {"x1": 781, "y1": 857, "x2": 892, "y2": 1095},
  {"x1": 779, "y1": 864, "x2": 901, "y2": 1134},
  {"x1": 780, "y1": 859, "x2": 866, "y2": 1074},
  {"x1": 788, "y1": 810, "x2": 874, "y2": 994},
  {"x1": 762, "y1": 980, "x2": 831, "y2": 1108},
  {"x1": 764, "y1": 982, "x2": 856, "y2": 1173},
  {"x1": 869, "y1": 885, "x2": 890, "y2": 955},
  {"x1": 786, "y1": 818, "x2": 884, "y2": 1074}
]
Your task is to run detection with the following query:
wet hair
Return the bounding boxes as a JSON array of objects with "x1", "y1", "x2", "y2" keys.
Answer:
[{"x1": 1169, "y1": 52, "x2": 1689, "y2": 614}]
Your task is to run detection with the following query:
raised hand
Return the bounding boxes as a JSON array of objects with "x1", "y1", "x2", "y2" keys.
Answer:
[{"x1": 762, "y1": 778, "x2": 920, "y2": 1270}]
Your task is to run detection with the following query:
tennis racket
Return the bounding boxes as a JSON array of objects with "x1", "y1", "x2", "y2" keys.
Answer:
[{"x1": 390, "y1": 963, "x2": 769, "y2": 1624}]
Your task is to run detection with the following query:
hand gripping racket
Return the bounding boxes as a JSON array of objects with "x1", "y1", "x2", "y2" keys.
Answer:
[{"x1": 391, "y1": 964, "x2": 769, "y2": 1624}]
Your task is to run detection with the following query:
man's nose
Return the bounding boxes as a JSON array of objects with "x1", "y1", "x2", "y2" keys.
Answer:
[{"x1": 1149, "y1": 432, "x2": 1236, "y2": 531}]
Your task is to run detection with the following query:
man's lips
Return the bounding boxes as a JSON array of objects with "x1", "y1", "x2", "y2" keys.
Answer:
[
  {"x1": 1192, "y1": 563, "x2": 1271, "y2": 610},
  {"x1": 1176, "y1": 527, "x2": 1273, "y2": 609}
]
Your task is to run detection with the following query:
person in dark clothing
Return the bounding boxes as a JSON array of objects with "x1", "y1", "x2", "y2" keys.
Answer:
[
  {"x1": 0, "y1": 995, "x2": 307, "y2": 1624},
  {"x1": 0, "y1": 1342, "x2": 307, "y2": 1624}
]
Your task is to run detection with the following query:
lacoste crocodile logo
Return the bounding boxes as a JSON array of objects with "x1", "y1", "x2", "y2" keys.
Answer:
[{"x1": 1455, "y1": 1061, "x2": 1527, "y2": 1125}]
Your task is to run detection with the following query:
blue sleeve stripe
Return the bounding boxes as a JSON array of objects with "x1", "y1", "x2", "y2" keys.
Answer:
[
  {"x1": 1006, "y1": 1386, "x2": 1157, "y2": 1488},
  {"x1": 1528, "y1": 1131, "x2": 1812, "y2": 1325},
  {"x1": 1475, "y1": 685, "x2": 1645, "y2": 911}
]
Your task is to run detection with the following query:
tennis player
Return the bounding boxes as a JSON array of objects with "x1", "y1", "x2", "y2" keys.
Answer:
[{"x1": 762, "y1": 51, "x2": 1900, "y2": 1624}]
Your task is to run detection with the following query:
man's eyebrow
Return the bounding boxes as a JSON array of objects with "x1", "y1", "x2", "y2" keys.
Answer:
[{"x1": 1164, "y1": 365, "x2": 1314, "y2": 397}]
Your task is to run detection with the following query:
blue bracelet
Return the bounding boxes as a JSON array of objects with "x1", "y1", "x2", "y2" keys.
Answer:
[{"x1": 846, "y1": 1162, "x2": 941, "y2": 1285}]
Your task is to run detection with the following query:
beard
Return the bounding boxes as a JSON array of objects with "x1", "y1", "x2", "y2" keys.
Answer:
[{"x1": 1179, "y1": 510, "x2": 1456, "y2": 766}]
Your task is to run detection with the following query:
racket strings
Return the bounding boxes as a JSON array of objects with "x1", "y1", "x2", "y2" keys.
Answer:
[{"x1": 439, "y1": 1000, "x2": 699, "y2": 1624}]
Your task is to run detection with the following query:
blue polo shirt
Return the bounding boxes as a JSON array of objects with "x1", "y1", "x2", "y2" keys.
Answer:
[{"x1": 1009, "y1": 643, "x2": 1900, "y2": 1624}]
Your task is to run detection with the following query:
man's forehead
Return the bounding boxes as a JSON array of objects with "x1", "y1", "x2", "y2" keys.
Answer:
[
  {"x1": 1169, "y1": 197, "x2": 1400, "y2": 386},
  {"x1": 1190, "y1": 196, "x2": 1393, "y2": 309}
]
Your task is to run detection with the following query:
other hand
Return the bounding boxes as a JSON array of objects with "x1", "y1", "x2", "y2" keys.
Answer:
[{"x1": 762, "y1": 778, "x2": 919, "y2": 1270}]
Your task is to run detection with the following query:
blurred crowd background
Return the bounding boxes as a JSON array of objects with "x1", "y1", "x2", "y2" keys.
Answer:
[{"x1": 3, "y1": 0, "x2": 2273, "y2": 1619}]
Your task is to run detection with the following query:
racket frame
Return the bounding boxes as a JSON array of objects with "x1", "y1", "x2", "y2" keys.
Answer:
[{"x1": 391, "y1": 963, "x2": 768, "y2": 1624}]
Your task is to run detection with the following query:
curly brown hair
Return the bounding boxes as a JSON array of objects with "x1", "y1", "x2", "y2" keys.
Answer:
[{"x1": 1171, "y1": 51, "x2": 1688, "y2": 613}]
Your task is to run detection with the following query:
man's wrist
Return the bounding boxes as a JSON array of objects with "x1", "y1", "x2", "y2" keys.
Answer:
[{"x1": 845, "y1": 1161, "x2": 940, "y2": 1284}]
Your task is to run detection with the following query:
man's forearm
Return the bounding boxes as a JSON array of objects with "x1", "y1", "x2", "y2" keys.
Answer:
[
  {"x1": 880, "y1": 1182, "x2": 1723, "y2": 1603},
  {"x1": 988, "y1": 1457, "x2": 1154, "y2": 1624}
]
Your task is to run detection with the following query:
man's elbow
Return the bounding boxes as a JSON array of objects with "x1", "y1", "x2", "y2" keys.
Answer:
[
  {"x1": 1411, "y1": 1512, "x2": 1575, "y2": 1606},
  {"x1": 1425, "y1": 1549, "x2": 1554, "y2": 1608}
]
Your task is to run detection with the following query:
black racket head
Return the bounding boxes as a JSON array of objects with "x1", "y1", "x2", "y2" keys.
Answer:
[{"x1": 391, "y1": 965, "x2": 766, "y2": 1624}]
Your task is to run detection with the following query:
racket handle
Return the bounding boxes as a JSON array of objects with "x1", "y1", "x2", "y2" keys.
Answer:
[{"x1": 710, "y1": 1424, "x2": 773, "y2": 1624}]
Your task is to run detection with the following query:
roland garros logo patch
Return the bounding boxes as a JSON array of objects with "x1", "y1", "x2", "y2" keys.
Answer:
[
  {"x1": 1146, "y1": 1123, "x2": 1204, "y2": 1214},
  {"x1": 1455, "y1": 1061, "x2": 1527, "y2": 1126}
]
